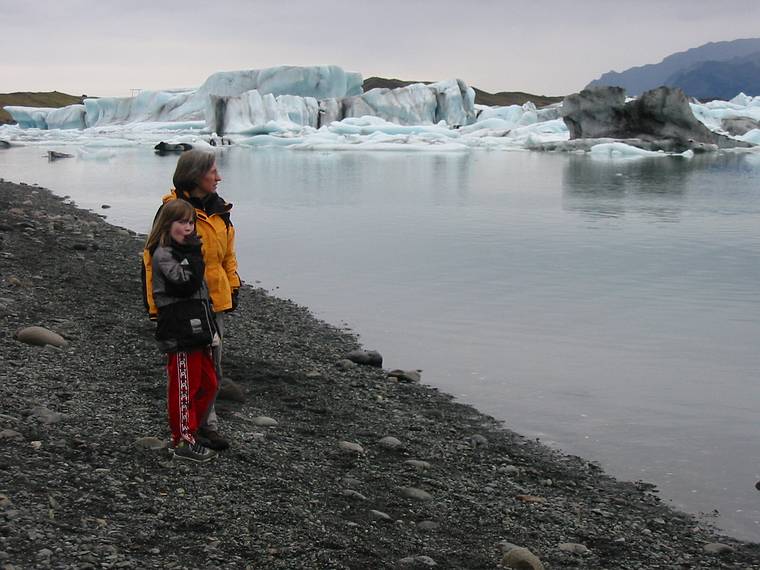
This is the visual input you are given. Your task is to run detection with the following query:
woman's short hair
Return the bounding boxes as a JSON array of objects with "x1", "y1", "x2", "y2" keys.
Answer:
[{"x1": 173, "y1": 150, "x2": 216, "y2": 194}]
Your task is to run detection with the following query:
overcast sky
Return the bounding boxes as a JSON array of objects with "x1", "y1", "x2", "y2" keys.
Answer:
[{"x1": 3, "y1": 0, "x2": 760, "y2": 97}]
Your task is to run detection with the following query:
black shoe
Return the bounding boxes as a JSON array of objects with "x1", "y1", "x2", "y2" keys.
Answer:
[
  {"x1": 172, "y1": 440, "x2": 217, "y2": 463},
  {"x1": 198, "y1": 429, "x2": 230, "y2": 451}
]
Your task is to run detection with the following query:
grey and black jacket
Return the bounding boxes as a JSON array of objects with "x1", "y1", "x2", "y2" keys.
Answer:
[{"x1": 151, "y1": 237, "x2": 217, "y2": 353}]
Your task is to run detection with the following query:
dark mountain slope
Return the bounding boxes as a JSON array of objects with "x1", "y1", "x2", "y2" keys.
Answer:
[{"x1": 587, "y1": 38, "x2": 760, "y2": 96}]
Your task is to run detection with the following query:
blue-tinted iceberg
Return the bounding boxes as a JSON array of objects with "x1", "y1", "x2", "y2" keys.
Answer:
[
  {"x1": 475, "y1": 101, "x2": 562, "y2": 128},
  {"x1": 47, "y1": 105, "x2": 87, "y2": 129},
  {"x1": 4, "y1": 104, "x2": 89, "y2": 130},
  {"x1": 84, "y1": 90, "x2": 195, "y2": 127},
  {"x1": 4, "y1": 107, "x2": 56, "y2": 129},
  {"x1": 198, "y1": 66, "x2": 362, "y2": 99},
  {"x1": 342, "y1": 79, "x2": 476, "y2": 127},
  {"x1": 205, "y1": 91, "x2": 321, "y2": 134},
  {"x1": 4, "y1": 64, "x2": 756, "y2": 154},
  {"x1": 5, "y1": 65, "x2": 363, "y2": 130},
  {"x1": 689, "y1": 93, "x2": 760, "y2": 135},
  {"x1": 161, "y1": 65, "x2": 362, "y2": 126},
  {"x1": 205, "y1": 79, "x2": 475, "y2": 134}
]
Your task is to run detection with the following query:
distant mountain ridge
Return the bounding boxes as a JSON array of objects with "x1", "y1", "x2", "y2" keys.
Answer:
[
  {"x1": 587, "y1": 38, "x2": 760, "y2": 98},
  {"x1": 667, "y1": 51, "x2": 760, "y2": 100},
  {"x1": 363, "y1": 77, "x2": 563, "y2": 108}
]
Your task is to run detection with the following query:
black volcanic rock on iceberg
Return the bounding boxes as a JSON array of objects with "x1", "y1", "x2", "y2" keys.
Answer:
[
  {"x1": 561, "y1": 86, "x2": 628, "y2": 140},
  {"x1": 560, "y1": 86, "x2": 752, "y2": 150}
]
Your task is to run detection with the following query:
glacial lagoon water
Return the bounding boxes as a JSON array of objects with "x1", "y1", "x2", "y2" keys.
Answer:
[{"x1": 2, "y1": 145, "x2": 760, "y2": 540}]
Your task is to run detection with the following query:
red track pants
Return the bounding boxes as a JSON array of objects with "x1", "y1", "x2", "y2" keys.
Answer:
[{"x1": 166, "y1": 348, "x2": 218, "y2": 446}]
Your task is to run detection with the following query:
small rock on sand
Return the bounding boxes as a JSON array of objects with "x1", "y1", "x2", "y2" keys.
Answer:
[
  {"x1": 253, "y1": 416, "x2": 278, "y2": 427},
  {"x1": 346, "y1": 349, "x2": 383, "y2": 367},
  {"x1": 338, "y1": 441, "x2": 364, "y2": 454},
  {"x1": 14, "y1": 326, "x2": 67, "y2": 348},
  {"x1": 218, "y1": 378, "x2": 246, "y2": 402},
  {"x1": 399, "y1": 487, "x2": 432, "y2": 501},
  {"x1": 378, "y1": 436, "x2": 402, "y2": 449},
  {"x1": 502, "y1": 547, "x2": 545, "y2": 570}
]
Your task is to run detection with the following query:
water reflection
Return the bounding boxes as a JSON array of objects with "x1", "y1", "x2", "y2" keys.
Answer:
[
  {"x1": 561, "y1": 155, "x2": 694, "y2": 221},
  {"x1": 562, "y1": 151, "x2": 760, "y2": 223},
  {"x1": 1, "y1": 146, "x2": 760, "y2": 540},
  {"x1": 222, "y1": 149, "x2": 476, "y2": 210},
  {"x1": 429, "y1": 153, "x2": 472, "y2": 206}
]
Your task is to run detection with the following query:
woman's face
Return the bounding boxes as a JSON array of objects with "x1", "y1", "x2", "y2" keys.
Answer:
[
  {"x1": 197, "y1": 162, "x2": 221, "y2": 195},
  {"x1": 170, "y1": 218, "x2": 195, "y2": 244}
]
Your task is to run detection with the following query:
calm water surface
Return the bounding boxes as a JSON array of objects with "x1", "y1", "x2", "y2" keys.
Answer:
[{"x1": 2, "y1": 145, "x2": 760, "y2": 540}]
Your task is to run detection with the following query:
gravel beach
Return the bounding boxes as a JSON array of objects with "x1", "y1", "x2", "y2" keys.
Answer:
[{"x1": 1, "y1": 178, "x2": 759, "y2": 569}]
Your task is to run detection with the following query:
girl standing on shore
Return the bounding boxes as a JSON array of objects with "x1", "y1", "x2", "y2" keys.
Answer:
[
  {"x1": 145, "y1": 199, "x2": 219, "y2": 463},
  {"x1": 143, "y1": 150, "x2": 241, "y2": 452}
]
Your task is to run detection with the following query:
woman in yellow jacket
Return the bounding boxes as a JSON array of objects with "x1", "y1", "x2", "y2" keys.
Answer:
[{"x1": 144, "y1": 149, "x2": 241, "y2": 451}]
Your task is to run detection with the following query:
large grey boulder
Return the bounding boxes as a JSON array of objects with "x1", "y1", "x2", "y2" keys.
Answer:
[{"x1": 561, "y1": 86, "x2": 752, "y2": 151}]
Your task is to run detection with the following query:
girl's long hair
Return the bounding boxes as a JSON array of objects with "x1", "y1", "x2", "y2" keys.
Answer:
[{"x1": 144, "y1": 199, "x2": 197, "y2": 252}]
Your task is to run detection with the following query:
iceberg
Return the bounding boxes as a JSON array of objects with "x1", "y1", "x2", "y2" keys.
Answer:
[
  {"x1": 198, "y1": 65, "x2": 362, "y2": 99},
  {"x1": 728, "y1": 93, "x2": 760, "y2": 107},
  {"x1": 206, "y1": 79, "x2": 476, "y2": 134},
  {"x1": 5, "y1": 71, "x2": 475, "y2": 136},
  {"x1": 3, "y1": 64, "x2": 757, "y2": 153},
  {"x1": 165, "y1": 65, "x2": 362, "y2": 125},
  {"x1": 475, "y1": 101, "x2": 562, "y2": 128},
  {"x1": 4, "y1": 107, "x2": 56, "y2": 129},
  {"x1": 589, "y1": 142, "x2": 694, "y2": 159},
  {"x1": 84, "y1": 90, "x2": 196, "y2": 127},
  {"x1": 318, "y1": 98, "x2": 343, "y2": 126},
  {"x1": 328, "y1": 116, "x2": 458, "y2": 138},
  {"x1": 47, "y1": 105, "x2": 87, "y2": 130},
  {"x1": 475, "y1": 104, "x2": 527, "y2": 127},
  {"x1": 689, "y1": 98, "x2": 760, "y2": 135},
  {"x1": 6, "y1": 105, "x2": 88, "y2": 130},
  {"x1": 343, "y1": 79, "x2": 476, "y2": 127},
  {"x1": 590, "y1": 142, "x2": 665, "y2": 158},
  {"x1": 737, "y1": 128, "x2": 760, "y2": 145},
  {"x1": 5, "y1": 65, "x2": 363, "y2": 130},
  {"x1": 429, "y1": 79, "x2": 477, "y2": 126},
  {"x1": 206, "y1": 91, "x2": 320, "y2": 134},
  {"x1": 289, "y1": 126, "x2": 470, "y2": 152},
  {"x1": 341, "y1": 84, "x2": 437, "y2": 125}
]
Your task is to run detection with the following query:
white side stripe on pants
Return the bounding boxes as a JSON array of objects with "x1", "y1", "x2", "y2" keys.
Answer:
[{"x1": 177, "y1": 351, "x2": 194, "y2": 444}]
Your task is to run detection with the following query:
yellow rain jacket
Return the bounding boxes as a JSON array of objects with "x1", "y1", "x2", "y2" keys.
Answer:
[{"x1": 143, "y1": 189, "x2": 241, "y2": 318}]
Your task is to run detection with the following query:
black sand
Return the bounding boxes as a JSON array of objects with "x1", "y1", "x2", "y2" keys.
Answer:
[{"x1": 1, "y1": 179, "x2": 758, "y2": 569}]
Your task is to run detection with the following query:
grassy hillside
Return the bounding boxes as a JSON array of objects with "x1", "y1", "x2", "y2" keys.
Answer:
[
  {"x1": 0, "y1": 91, "x2": 86, "y2": 124},
  {"x1": 363, "y1": 77, "x2": 563, "y2": 107}
]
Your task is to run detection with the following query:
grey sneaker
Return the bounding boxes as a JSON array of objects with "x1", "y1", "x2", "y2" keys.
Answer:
[{"x1": 172, "y1": 440, "x2": 217, "y2": 463}]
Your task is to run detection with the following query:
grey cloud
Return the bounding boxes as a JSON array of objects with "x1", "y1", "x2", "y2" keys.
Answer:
[{"x1": 2, "y1": 0, "x2": 760, "y2": 96}]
